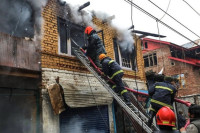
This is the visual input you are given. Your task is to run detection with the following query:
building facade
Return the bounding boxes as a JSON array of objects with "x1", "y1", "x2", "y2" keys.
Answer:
[
  {"x1": 41, "y1": 0, "x2": 147, "y2": 133},
  {"x1": 0, "y1": 0, "x2": 42, "y2": 132},
  {"x1": 142, "y1": 38, "x2": 200, "y2": 103}
]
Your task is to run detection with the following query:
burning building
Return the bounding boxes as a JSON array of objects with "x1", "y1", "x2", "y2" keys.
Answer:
[
  {"x1": 0, "y1": 0, "x2": 148, "y2": 133},
  {"x1": 40, "y1": 0, "x2": 148, "y2": 133},
  {"x1": 0, "y1": 0, "x2": 48, "y2": 133}
]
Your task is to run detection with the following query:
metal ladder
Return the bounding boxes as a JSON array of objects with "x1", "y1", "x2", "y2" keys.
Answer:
[{"x1": 72, "y1": 47, "x2": 158, "y2": 133}]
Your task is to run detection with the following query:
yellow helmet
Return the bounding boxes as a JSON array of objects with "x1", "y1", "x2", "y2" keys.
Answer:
[{"x1": 99, "y1": 53, "x2": 107, "y2": 60}]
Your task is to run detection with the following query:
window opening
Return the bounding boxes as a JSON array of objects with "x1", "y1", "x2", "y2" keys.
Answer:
[
  {"x1": 113, "y1": 38, "x2": 136, "y2": 70},
  {"x1": 143, "y1": 53, "x2": 157, "y2": 68},
  {"x1": 144, "y1": 42, "x2": 148, "y2": 49},
  {"x1": 58, "y1": 18, "x2": 85, "y2": 56}
]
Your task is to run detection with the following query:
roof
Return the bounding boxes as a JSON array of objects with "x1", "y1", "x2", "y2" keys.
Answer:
[
  {"x1": 143, "y1": 38, "x2": 200, "y2": 51},
  {"x1": 182, "y1": 39, "x2": 200, "y2": 49},
  {"x1": 142, "y1": 38, "x2": 188, "y2": 51}
]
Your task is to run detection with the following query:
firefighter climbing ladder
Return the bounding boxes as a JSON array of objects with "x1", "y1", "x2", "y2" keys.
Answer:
[{"x1": 72, "y1": 46, "x2": 158, "y2": 133}]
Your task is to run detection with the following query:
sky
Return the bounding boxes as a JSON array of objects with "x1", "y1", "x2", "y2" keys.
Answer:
[{"x1": 63, "y1": 0, "x2": 200, "y2": 45}]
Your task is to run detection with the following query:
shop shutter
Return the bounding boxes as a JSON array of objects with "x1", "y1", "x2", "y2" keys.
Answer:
[{"x1": 60, "y1": 105, "x2": 110, "y2": 133}]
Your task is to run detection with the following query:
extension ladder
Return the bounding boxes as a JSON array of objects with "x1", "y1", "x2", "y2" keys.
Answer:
[{"x1": 72, "y1": 47, "x2": 158, "y2": 133}]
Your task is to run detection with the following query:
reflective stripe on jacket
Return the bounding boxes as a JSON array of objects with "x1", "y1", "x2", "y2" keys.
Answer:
[
  {"x1": 101, "y1": 57, "x2": 123, "y2": 79},
  {"x1": 149, "y1": 81, "x2": 176, "y2": 109}
]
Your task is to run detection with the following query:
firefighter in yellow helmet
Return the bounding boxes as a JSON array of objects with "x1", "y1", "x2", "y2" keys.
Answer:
[{"x1": 99, "y1": 54, "x2": 131, "y2": 105}]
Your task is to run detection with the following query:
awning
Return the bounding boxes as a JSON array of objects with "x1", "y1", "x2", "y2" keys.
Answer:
[{"x1": 62, "y1": 83, "x2": 113, "y2": 108}]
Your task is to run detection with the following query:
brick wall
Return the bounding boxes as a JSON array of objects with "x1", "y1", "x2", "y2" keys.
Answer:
[
  {"x1": 144, "y1": 43, "x2": 200, "y2": 96},
  {"x1": 41, "y1": 0, "x2": 146, "y2": 82},
  {"x1": 93, "y1": 18, "x2": 146, "y2": 81},
  {"x1": 41, "y1": 0, "x2": 148, "y2": 132}
]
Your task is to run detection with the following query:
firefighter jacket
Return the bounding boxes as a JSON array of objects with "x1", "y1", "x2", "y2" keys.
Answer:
[
  {"x1": 84, "y1": 30, "x2": 106, "y2": 59},
  {"x1": 149, "y1": 81, "x2": 177, "y2": 110},
  {"x1": 101, "y1": 57, "x2": 123, "y2": 79}
]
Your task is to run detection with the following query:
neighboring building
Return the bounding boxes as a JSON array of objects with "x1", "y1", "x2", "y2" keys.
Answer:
[
  {"x1": 142, "y1": 38, "x2": 200, "y2": 102},
  {"x1": 0, "y1": 0, "x2": 41, "y2": 133},
  {"x1": 41, "y1": 0, "x2": 147, "y2": 133}
]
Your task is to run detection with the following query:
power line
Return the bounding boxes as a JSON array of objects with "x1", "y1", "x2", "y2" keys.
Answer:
[
  {"x1": 123, "y1": 0, "x2": 199, "y2": 46},
  {"x1": 182, "y1": 0, "x2": 200, "y2": 17},
  {"x1": 158, "y1": 0, "x2": 171, "y2": 20},
  {"x1": 130, "y1": 0, "x2": 134, "y2": 27},
  {"x1": 148, "y1": 0, "x2": 200, "y2": 39}
]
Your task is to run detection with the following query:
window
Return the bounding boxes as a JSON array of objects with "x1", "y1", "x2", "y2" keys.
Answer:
[
  {"x1": 58, "y1": 18, "x2": 85, "y2": 56},
  {"x1": 170, "y1": 48, "x2": 185, "y2": 59},
  {"x1": 144, "y1": 42, "x2": 148, "y2": 49},
  {"x1": 113, "y1": 38, "x2": 136, "y2": 70},
  {"x1": 172, "y1": 74, "x2": 185, "y2": 88},
  {"x1": 143, "y1": 53, "x2": 157, "y2": 68}
]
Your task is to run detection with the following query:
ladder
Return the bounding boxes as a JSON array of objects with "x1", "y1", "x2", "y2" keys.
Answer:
[{"x1": 72, "y1": 47, "x2": 158, "y2": 133}]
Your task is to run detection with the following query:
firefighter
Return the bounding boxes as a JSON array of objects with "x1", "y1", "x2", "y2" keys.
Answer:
[
  {"x1": 82, "y1": 26, "x2": 106, "y2": 68},
  {"x1": 99, "y1": 53, "x2": 131, "y2": 105},
  {"x1": 154, "y1": 106, "x2": 179, "y2": 133},
  {"x1": 180, "y1": 104, "x2": 200, "y2": 133},
  {"x1": 147, "y1": 76, "x2": 177, "y2": 127}
]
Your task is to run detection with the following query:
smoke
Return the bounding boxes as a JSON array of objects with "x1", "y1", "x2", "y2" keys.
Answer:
[
  {"x1": 0, "y1": 0, "x2": 48, "y2": 39},
  {"x1": 68, "y1": 3, "x2": 96, "y2": 28},
  {"x1": 115, "y1": 28, "x2": 135, "y2": 54},
  {"x1": 27, "y1": 0, "x2": 49, "y2": 38},
  {"x1": 67, "y1": 3, "x2": 135, "y2": 54}
]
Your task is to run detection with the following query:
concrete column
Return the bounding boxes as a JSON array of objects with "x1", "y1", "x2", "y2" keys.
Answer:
[{"x1": 42, "y1": 89, "x2": 60, "y2": 133}]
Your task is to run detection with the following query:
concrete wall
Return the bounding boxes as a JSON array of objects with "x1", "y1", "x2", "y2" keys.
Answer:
[{"x1": 42, "y1": 89, "x2": 59, "y2": 133}]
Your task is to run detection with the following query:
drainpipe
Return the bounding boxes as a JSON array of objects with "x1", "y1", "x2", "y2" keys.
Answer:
[{"x1": 112, "y1": 103, "x2": 117, "y2": 133}]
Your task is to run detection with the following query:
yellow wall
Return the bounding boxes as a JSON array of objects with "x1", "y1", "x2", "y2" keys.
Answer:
[{"x1": 41, "y1": 0, "x2": 146, "y2": 81}]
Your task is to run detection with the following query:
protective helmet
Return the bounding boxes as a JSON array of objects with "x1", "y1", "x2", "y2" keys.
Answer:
[
  {"x1": 156, "y1": 106, "x2": 176, "y2": 127},
  {"x1": 84, "y1": 26, "x2": 93, "y2": 35},
  {"x1": 99, "y1": 53, "x2": 107, "y2": 61}
]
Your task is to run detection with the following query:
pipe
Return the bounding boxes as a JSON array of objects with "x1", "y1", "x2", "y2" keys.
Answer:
[
  {"x1": 112, "y1": 103, "x2": 117, "y2": 133},
  {"x1": 78, "y1": 2, "x2": 90, "y2": 12}
]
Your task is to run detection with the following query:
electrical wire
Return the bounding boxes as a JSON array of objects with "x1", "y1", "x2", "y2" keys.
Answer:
[
  {"x1": 123, "y1": 0, "x2": 199, "y2": 46},
  {"x1": 182, "y1": 0, "x2": 200, "y2": 17},
  {"x1": 158, "y1": 0, "x2": 171, "y2": 21},
  {"x1": 130, "y1": 0, "x2": 134, "y2": 27},
  {"x1": 148, "y1": 0, "x2": 200, "y2": 39},
  {"x1": 156, "y1": 21, "x2": 165, "y2": 72}
]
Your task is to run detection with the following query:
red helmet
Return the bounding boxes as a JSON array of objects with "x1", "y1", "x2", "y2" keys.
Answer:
[
  {"x1": 156, "y1": 106, "x2": 176, "y2": 127},
  {"x1": 84, "y1": 26, "x2": 93, "y2": 34}
]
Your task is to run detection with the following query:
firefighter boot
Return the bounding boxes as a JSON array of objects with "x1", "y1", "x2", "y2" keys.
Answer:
[{"x1": 122, "y1": 92, "x2": 131, "y2": 105}]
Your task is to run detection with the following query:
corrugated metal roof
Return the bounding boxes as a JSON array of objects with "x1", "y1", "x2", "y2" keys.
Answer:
[
  {"x1": 182, "y1": 39, "x2": 200, "y2": 48},
  {"x1": 63, "y1": 83, "x2": 113, "y2": 108}
]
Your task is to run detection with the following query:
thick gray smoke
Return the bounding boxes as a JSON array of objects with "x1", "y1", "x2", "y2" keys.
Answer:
[
  {"x1": 27, "y1": 0, "x2": 48, "y2": 36},
  {"x1": 116, "y1": 29, "x2": 135, "y2": 54},
  {"x1": 0, "y1": 0, "x2": 48, "y2": 38},
  {"x1": 68, "y1": 3, "x2": 96, "y2": 28},
  {"x1": 67, "y1": 3, "x2": 135, "y2": 54}
]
